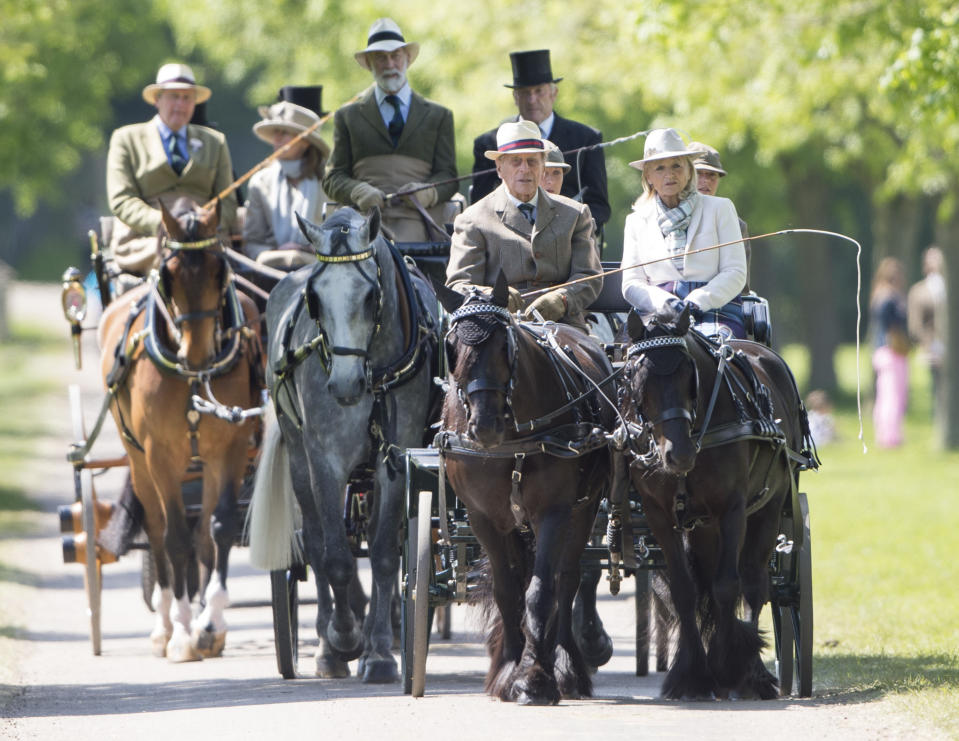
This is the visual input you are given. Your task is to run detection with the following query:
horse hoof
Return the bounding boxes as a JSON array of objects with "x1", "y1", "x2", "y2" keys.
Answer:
[
  {"x1": 193, "y1": 628, "x2": 226, "y2": 658},
  {"x1": 327, "y1": 625, "x2": 364, "y2": 662},
  {"x1": 315, "y1": 655, "x2": 351, "y2": 679},
  {"x1": 150, "y1": 630, "x2": 171, "y2": 658},
  {"x1": 166, "y1": 637, "x2": 202, "y2": 663},
  {"x1": 579, "y1": 632, "x2": 614, "y2": 669},
  {"x1": 361, "y1": 658, "x2": 399, "y2": 684}
]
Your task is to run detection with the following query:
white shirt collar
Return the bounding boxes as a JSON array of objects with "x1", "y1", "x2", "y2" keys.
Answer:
[
  {"x1": 374, "y1": 82, "x2": 412, "y2": 107},
  {"x1": 538, "y1": 113, "x2": 556, "y2": 139},
  {"x1": 156, "y1": 118, "x2": 186, "y2": 140}
]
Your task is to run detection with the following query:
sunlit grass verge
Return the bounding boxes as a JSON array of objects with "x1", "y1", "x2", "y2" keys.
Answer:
[{"x1": 778, "y1": 343, "x2": 959, "y2": 737}]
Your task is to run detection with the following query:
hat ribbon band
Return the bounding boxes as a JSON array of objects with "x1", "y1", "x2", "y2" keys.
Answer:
[
  {"x1": 368, "y1": 30, "x2": 405, "y2": 44},
  {"x1": 500, "y1": 139, "x2": 544, "y2": 153},
  {"x1": 161, "y1": 76, "x2": 197, "y2": 85}
]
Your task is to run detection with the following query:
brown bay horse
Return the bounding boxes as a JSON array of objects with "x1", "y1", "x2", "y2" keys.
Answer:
[
  {"x1": 435, "y1": 277, "x2": 615, "y2": 704},
  {"x1": 615, "y1": 302, "x2": 817, "y2": 698},
  {"x1": 97, "y1": 199, "x2": 263, "y2": 661}
]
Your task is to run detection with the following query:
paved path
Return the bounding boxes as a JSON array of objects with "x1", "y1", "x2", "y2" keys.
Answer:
[{"x1": 0, "y1": 282, "x2": 942, "y2": 740}]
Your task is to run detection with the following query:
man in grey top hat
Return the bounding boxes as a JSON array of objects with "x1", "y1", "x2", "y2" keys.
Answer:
[
  {"x1": 470, "y1": 50, "x2": 610, "y2": 233},
  {"x1": 323, "y1": 17, "x2": 458, "y2": 242},
  {"x1": 689, "y1": 141, "x2": 751, "y2": 292}
]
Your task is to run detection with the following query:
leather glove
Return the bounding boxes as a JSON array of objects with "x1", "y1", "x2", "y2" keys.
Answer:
[
  {"x1": 686, "y1": 301, "x2": 705, "y2": 320},
  {"x1": 397, "y1": 182, "x2": 438, "y2": 208},
  {"x1": 350, "y1": 182, "x2": 386, "y2": 211},
  {"x1": 507, "y1": 286, "x2": 524, "y2": 313},
  {"x1": 524, "y1": 290, "x2": 567, "y2": 322}
]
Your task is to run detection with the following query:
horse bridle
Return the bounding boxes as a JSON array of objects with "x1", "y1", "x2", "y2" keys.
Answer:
[
  {"x1": 307, "y1": 236, "x2": 384, "y2": 380},
  {"x1": 157, "y1": 234, "x2": 230, "y2": 344},
  {"x1": 446, "y1": 300, "x2": 518, "y2": 422},
  {"x1": 625, "y1": 334, "x2": 700, "y2": 437}
]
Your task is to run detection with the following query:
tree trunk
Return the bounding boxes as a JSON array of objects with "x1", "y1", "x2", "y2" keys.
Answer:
[
  {"x1": 934, "y1": 211, "x2": 959, "y2": 448},
  {"x1": 784, "y1": 167, "x2": 839, "y2": 393}
]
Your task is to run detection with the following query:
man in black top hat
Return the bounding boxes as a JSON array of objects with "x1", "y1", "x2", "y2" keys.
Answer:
[{"x1": 470, "y1": 50, "x2": 610, "y2": 234}]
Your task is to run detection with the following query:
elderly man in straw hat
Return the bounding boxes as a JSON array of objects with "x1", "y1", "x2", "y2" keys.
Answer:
[
  {"x1": 470, "y1": 50, "x2": 609, "y2": 234},
  {"x1": 621, "y1": 128, "x2": 747, "y2": 338},
  {"x1": 446, "y1": 120, "x2": 601, "y2": 329},
  {"x1": 323, "y1": 18, "x2": 458, "y2": 242},
  {"x1": 244, "y1": 86, "x2": 332, "y2": 270},
  {"x1": 106, "y1": 63, "x2": 239, "y2": 277}
]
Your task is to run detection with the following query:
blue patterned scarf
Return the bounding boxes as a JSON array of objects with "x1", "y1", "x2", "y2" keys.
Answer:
[{"x1": 655, "y1": 192, "x2": 697, "y2": 272}]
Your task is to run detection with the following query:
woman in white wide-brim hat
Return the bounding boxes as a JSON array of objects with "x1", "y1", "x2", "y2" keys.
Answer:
[
  {"x1": 620, "y1": 127, "x2": 747, "y2": 338},
  {"x1": 243, "y1": 86, "x2": 333, "y2": 269}
]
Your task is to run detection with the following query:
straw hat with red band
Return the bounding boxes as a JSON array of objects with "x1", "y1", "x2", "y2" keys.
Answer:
[
  {"x1": 142, "y1": 63, "x2": 211, "y2": 105},
  {"x1": 484, "y1": 119, "x2": 546, "y2": 160}
]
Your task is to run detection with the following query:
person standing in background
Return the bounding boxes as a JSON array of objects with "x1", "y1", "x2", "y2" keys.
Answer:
[
  {"x1": 907, "y1": 245, "x2": 947, "y2": 417},
  {"x1": 870, "y1": 256, "x2": 910, "y2": 448}
]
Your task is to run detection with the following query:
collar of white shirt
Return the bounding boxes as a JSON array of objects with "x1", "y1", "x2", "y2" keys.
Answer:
[
  {"x1": 538, "y1": 113, "x2": 556, "y2": 140},
  {"x1": 156, "y1": 119, "x2": 186, "y2": 144},
  {"x1": 505, "y1": 191, "x2": 537, "y2": 223},
  {"x1": 375, "y1": 83, "x2": 412, "y2": 119}
]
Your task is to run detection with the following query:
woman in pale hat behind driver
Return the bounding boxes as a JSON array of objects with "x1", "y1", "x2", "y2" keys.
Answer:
[
  {"x1": 621, "y1": 127, "x2": 747, "y2": 338},
  {"x1": 243, "y1": 86, "x2": 332, "y2": 269}
]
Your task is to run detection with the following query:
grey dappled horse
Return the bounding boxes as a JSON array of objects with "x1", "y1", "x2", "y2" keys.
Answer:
[{"x1": 248, "y1": 208, "x2": 436, "y2": 682}]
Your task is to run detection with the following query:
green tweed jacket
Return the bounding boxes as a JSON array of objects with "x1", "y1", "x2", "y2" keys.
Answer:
[
  {"x1": 106, "y1": 115, "x2": 238, "y2": 236},
  {"x1": 323, "y1": 86, "x2": 457, "y2": 206}
]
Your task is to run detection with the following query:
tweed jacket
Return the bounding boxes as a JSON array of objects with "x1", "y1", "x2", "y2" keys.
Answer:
[
  {"x1": 471, "y1": 113, "x2": 610, "y2": 227},
  {"x1": 323, "y1": 86, "x2": 457, "y2": 206},
  {"x1": 621, "y1": 193, "x2": 746, "y2": 315},
  {"x1": 243, "y1": 162, "x2": 329, "y2": 260},
  {"x1": 446, "y1": 184, "x2": 601, "y2": 327},
  {"x1": 106, "y1": 116, "x2": 238, "y2": 236}
]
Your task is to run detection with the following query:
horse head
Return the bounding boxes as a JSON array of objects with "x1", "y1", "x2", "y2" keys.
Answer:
[
  {"x1": 297, "y1": 208, "x2": 383, "y2": 406},
  {"x1": 623, "y1": 300, "x2": 699, "y2": 475},
  {"x1": 158, "y1": 198, "x2": 228, "y2": 369},
  {"x1": 438, "y1": 273, "x2": 515, "y2": 449}
]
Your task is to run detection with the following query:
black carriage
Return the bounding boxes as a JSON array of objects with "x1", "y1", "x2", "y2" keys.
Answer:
[{"x1": 398, "y1": 264, "x2": 814, "y2": 699}]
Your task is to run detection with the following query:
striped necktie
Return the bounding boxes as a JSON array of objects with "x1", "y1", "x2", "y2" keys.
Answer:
[
  {"x1": 168, "y1": 134, "x2": 187, "y2": 175},
  {"x1": 385, "y1": 95, "x2": 404, "y2": 147},
  {"x1": 518, "y1": 203, "x2": 535, "y2": 225}
]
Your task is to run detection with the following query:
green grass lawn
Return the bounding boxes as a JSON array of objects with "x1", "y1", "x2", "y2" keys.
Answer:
[{"x1": 782, "y1": 343, "x2": 959, "y2": 736}]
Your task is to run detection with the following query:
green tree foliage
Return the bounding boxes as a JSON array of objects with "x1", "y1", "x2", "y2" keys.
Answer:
[{"x1": 0, "y1": 0, "x2": 172, "y2": 215}]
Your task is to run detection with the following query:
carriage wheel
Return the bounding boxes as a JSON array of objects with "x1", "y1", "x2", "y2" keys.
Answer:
[
  {"x1": 634, "y1": 570, "x2": 650, "y2": 676},
  {"x1": 141, "y1": 550, "x2": 156, "y2": 612},
  {"x1": 70, "y1": 385, "x2": 102, "y2": 656},
  {"x1": 271, "y1": 568, "x2": 299, "y2": 679},
  {"x1": 401, "y1": 503, "x2": 418, "y2": 694},
  {"x1": 795, "y1": 493, "x2": 813, "y2": 697},
  {"x1": 772, "y1": 497, "x2": 796, "y2": 695},
  {"x1": 411, "y1": 489, "x2": 434, "y2": 697}
]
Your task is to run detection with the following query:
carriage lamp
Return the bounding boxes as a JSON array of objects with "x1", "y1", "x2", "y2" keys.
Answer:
[{"x1": 61, "y1": 267, "x2": 87, "y2": 370}]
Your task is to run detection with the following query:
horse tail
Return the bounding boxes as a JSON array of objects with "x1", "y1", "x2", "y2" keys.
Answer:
[{"x1": 247, "y1": 401, "x2": 302, "y2": 570}]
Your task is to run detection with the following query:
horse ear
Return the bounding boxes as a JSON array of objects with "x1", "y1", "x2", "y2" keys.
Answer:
[
  {"x1": 367, "y1": 206, "x2": 381, "y2": 241},
  {"x1": 676, "y1": 304, "x2": 692, "y2": 335},
  {"x1": 159, "y1": 201, "x2": 181, "y2": 239},
  {"x1": 433, "y1": 278, "x2": 465, "y2": 314},
  {"x1": 626, "y1": 309, "x2": 646, "y2": 342},
  {"x1": 295, "y1": 212, "x2": 323, "y2": 247},
  {"x1": 491, "y1": 271, "x2": 509, "y2": 308},
  {"x1": 198, "y1": 199, "x2": 219, "y2": 234}
]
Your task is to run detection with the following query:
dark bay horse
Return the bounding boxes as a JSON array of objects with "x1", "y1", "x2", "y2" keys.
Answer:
[
  {"x1": 435, "y1": 278, "x2": 615, "y2": 704},
  {"x1": 615, "y1": 303, "x2": 816, "y2": 698},
  {"x1": 248, "y1": 208, "x2": 436, "y2": 683},
  {"x1": 97, "y1": 199, "x2": 263, "y2": 661}
]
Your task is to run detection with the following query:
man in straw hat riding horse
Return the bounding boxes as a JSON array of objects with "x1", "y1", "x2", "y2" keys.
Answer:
[
  {"x1": 323, "y1": 18, "x2": 460, "y2": 242},
  {"x1": 106, "y1": 63, "x2": 239, "y2": 282}
]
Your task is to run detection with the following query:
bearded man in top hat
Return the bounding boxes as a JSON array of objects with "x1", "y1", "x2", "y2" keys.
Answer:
[
  {"x1": 470, "y1": 50, "x2": 610, "y2": 236},
  {"x1": 447, "y1": 120, "x2": 601, "y2": 330},
  {"x1": 106, "y1": 63, "x2": 239, "y2": 277},
  {"x1": 323, "y1": 18, "x2": 458, "y2": 242}
]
